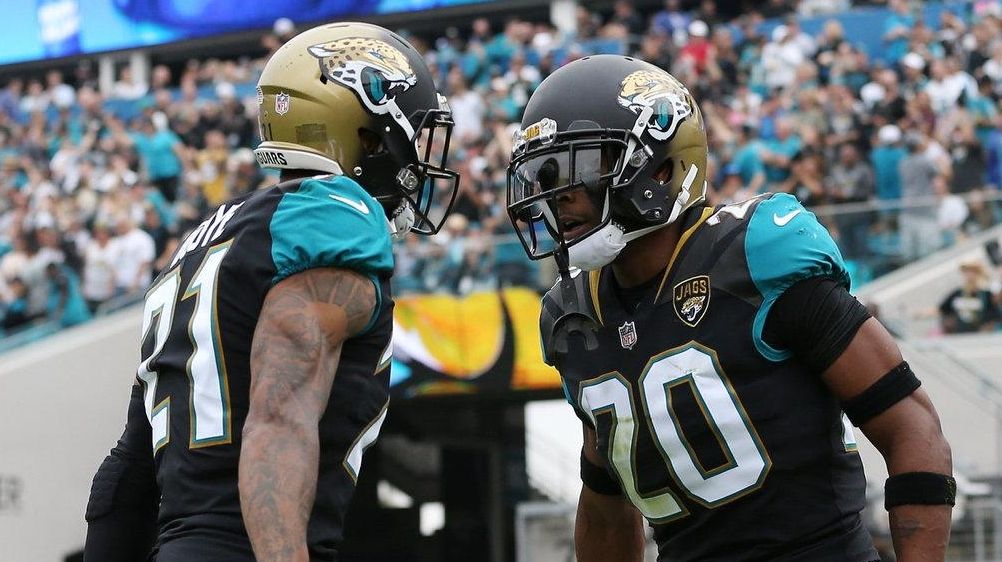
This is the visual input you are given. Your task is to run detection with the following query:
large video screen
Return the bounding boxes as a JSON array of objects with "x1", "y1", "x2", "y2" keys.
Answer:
[{"x1": 4, "y1": 0, "x2": 492, "y2": 66}]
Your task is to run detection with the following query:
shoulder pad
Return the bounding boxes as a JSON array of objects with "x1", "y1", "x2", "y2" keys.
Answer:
[
  {"x1": 540, "y1": 270, "x2": 601, "y2": 365},
  {"x1": 269, "y1": 175, "x2": 393, "y2": 286},
  {"x1": 745, "y1": 192, "x2": 849, "y2": 361}
]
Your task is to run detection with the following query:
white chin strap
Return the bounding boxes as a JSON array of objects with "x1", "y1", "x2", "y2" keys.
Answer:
[
  {"x1": 387, "y1": 200, "x2": 415, "y2": 242},
  {"x1": 566, "y1": 164, "x2": 703, "y2": 271},
  {"x1": 567, "y1": 221, "x2": 628, "y2": 271}
]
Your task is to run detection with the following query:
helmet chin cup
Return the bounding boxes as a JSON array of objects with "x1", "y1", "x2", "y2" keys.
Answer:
[{"x1": 566, "y1": 221, "x2": 627, "y2": 271}]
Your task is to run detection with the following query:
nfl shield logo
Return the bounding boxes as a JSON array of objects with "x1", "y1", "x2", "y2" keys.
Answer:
[
  {"x1": 618, "y1": 321, "x2": 638, "y2": 350},
  {"x1": 275, "y1": 92, "x2": 290, "y2": 115}
]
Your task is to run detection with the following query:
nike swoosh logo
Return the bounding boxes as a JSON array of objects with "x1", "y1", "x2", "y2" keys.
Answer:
[
  {"x1": 773, "y1": 209, "x2": 803, "y2": 226},
  {"x1": 329, "y1": 194, "x2": 370, "y2": 215}
]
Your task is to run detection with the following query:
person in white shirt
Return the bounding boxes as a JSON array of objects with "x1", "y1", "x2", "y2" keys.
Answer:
[
  {"x1": 110, "y1": 67, "x2": 149, "y2": 101},
  {"x1": 446, "y1": 69, "x2": 485, "y2": 143},
  {"x1": 762, "y1": 25, "x2": 805, "y2": 92},
  {"x1": 934, "y1": 174, "x2": 968, "y2": 244},
  {"x1": 924, "y1": 57, "x2": 977, "y2": 115},
  {"x1": 112, "y1": 216, "x2": 155, "y2": 296},
  {"x1": 81, "y1": 224, "x2": 118, "y2": 311}
]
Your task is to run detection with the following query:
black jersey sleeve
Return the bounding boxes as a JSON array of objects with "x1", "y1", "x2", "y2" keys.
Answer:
[
  {"x1": 764, "y1": 276, "x2": 872, "y2": 374},
  {"x1": 84, "y1": 383, "x2": 158, "y2": 562}
]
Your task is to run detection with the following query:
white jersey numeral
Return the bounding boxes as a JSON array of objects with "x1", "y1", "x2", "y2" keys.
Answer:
[
  {"x1": 579, "y1": 344, "x2": 771, "y2": 521},
  {"x1": 137, "y1": 242, "x2": 233, "y2": 453}
]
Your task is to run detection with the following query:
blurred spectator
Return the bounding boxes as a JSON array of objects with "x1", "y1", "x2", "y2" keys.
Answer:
[
  {"x1": 939, "y1": 261, "x2": 1000, "y2": 333},
  {"x1": 883, "y1": 0, "x2": 915, "y2": 64},
  {"x1": 934, "y1": 174, "x2": 969, "y2": 246},
  {"x1": 609, "y1": 0, "x2": 645, "y2": 38},
  {"x1": 111, "y1": 67, "x2": 148, "y2": 101},
  {"x1": 925, "y1": 58, "x2": 977, "y2": 116},
  {"x1": 714, "y1": 164, "x2": 754, "y2": 205},
  {"x1": 898, "y1": 132, "x2": 943, "y2": 261},
  {"x1": 195, "y1": 129, "x2": 232, "y2": 206},
  {"x1": 963, "y1": 188, "x2": 1001, "y2": 236},
  {"x1": 828, "y1": 143, "x2": 875, "y2": 259},
  {"x1": 46, "y1": 71, "x2": 75, "y2": 110},
  {"x1": 782, "y1": 15, "x2": 817, "y2": 59},
  {"x1": 986, "y1": 113, "x2": 1002, "y2": 188},
  {"x1": 447, "y1": 69, "x2": 485, "y2": 145},
  {"x1": 0, "y1": 233, "x2": 29, "y2": 295},
  {"x1": 762, "y1": 25, "x2": 804, "y2": 91},
  {"x1": 969, "y1": 76, "x2": 998, "y2": 149},
  {"x1": 729, "y1": 124, "x2": 767, "y2": 194},
  {"x1": 780, "y1": 149, "x2": 826, "y2": 206},
  {"x1": 679, "y1": 20, "x2": 714, "y2": 78},
  {"x1": 1, "y1": 277, "x2": 30, "y2": 331},
  {"x1": 651, "y1": 0, "x2": 691, "y2": 40},
  {"x1": 121, "y1": 117, "x2": 186, "y2": 202},
  {"x1": 899, "y1": 52, "x2": 928, "y2": 99},
  {"x1": 112, "y1": 216, "x2": 155, "y2": 297},
  {"x1": 80, "y1": 223, "x2": 117, "y2": 313},
  {"x1": 760, "y1": 117, "x2": 801, "y2": 186},
  {"x1": 948, "y1": 125, "x2": 988, "y2": 194},
  {"x1": 693, "y1": 0, "x2": 721, "y2": 27},
  {"x1": 45, "y1": 261, "x2": 90, "y2": 327}
]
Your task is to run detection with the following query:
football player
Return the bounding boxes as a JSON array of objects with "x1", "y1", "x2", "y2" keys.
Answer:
[
  {"x1": 507, "y1": 56, "x2": 953, "y2": 561},
  {"x1": 83, "y1": 22, "x2": 459, "y2": 562}
]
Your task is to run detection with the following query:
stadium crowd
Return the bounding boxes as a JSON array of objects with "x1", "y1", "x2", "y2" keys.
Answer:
[{"x1": 1, "y1": 0, "x2": 1002, "y2": 338}]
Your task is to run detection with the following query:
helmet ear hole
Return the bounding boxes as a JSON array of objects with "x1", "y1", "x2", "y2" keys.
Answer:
[
  {"x1": 654, "y1": 159, "x2": 673, "y2": 185},
  {"x1": 358, "y1": 128, "x2": 385, "y2": 155}
]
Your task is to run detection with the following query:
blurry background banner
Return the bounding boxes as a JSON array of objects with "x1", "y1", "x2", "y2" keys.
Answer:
[
  {"x1": 390, "y1": 287, "x2": 562, "y2": 399},
  {"x1": 7, "y1": 0, "x2": 496, "y2": 65}
]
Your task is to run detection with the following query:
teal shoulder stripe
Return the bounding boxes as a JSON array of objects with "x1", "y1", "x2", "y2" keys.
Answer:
[
  {"x1": 745, "y1": 193, "x2": 849, "y2": 362},
  {"x1": 269, "y1": 176, "x2": 393, "y2": 334}
]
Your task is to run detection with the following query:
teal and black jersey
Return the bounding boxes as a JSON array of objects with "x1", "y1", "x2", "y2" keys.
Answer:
[
  {"x1": 541, "y1": 193, "x2": 877, "y2": 562},
  {"x1": 138, "y1": 175, "x2": 394, "y2": 561}
]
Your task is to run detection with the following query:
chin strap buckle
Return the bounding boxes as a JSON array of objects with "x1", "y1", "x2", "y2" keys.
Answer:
[{"x1": 396, "y1": 167, "x2": 420, "y2": 191}]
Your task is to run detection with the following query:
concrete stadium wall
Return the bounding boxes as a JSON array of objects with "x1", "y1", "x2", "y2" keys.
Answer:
[{"x1": 0, "y1": 307, "x2": 141, "y2": 562}]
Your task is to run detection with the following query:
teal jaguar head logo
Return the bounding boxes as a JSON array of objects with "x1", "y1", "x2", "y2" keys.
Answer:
[
  {"x1": 308, "y1": 37, "x2": 417, "y2": 115},
  {"x1": 617, "y1": 70, "x2": 692, "y2": 141}
]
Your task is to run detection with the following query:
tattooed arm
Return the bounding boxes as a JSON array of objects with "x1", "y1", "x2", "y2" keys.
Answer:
[
  {"x1": 239, "y1": 267, "x2": 377, "y2": 562},
  {"x1": 822, "y1": 319, "x2": 953, "y2": 562}
]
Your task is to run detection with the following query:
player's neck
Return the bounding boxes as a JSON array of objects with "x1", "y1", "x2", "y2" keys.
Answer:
[{"x1": 610, "y1": 220, "x2": 684, "y2": 288}]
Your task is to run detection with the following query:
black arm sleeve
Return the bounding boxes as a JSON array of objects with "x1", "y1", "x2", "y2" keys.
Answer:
[
  {"x1": 83, "y1": 383, "x2": 158, "y2": 562},
  {"x1": 764, "y1": 276, "x2": 872, "y2": 374}
]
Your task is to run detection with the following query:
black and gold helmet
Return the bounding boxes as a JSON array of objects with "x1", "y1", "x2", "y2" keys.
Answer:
[
  {"x1": 255, "y1": 22, "x2": 459, "y2": 235},
  {"x1": 506, "y1": 55, "x2": 707, "y2": 269}
]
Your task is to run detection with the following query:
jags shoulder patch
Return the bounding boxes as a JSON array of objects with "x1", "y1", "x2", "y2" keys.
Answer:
[{"x1": 673, "y1": 275, "x2": 710, "y2": 327}]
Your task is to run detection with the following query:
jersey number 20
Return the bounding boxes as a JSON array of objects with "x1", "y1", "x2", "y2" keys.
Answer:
[{"x1": 579, "y1": 343, "x2": 770, "y2": 522}]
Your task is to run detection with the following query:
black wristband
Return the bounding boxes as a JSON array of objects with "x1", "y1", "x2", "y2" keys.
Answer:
[
  {"x1": 885, "y1": 472, "x2": 957, "y2": 510},
  {"x1": 581, "y1": 451, "x2": 622, "y2": 496},
  {"x1": 842, "y1": 361, "x2": 921, "y2": 426}
]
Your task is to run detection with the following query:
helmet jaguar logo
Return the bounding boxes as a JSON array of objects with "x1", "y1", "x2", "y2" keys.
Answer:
[
  {"x1": 308, "y1": 38, "x2": 417, "y2": 115},
  {"x1": 617, "y1": 70, "x2": 692, "y2": 141}
]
